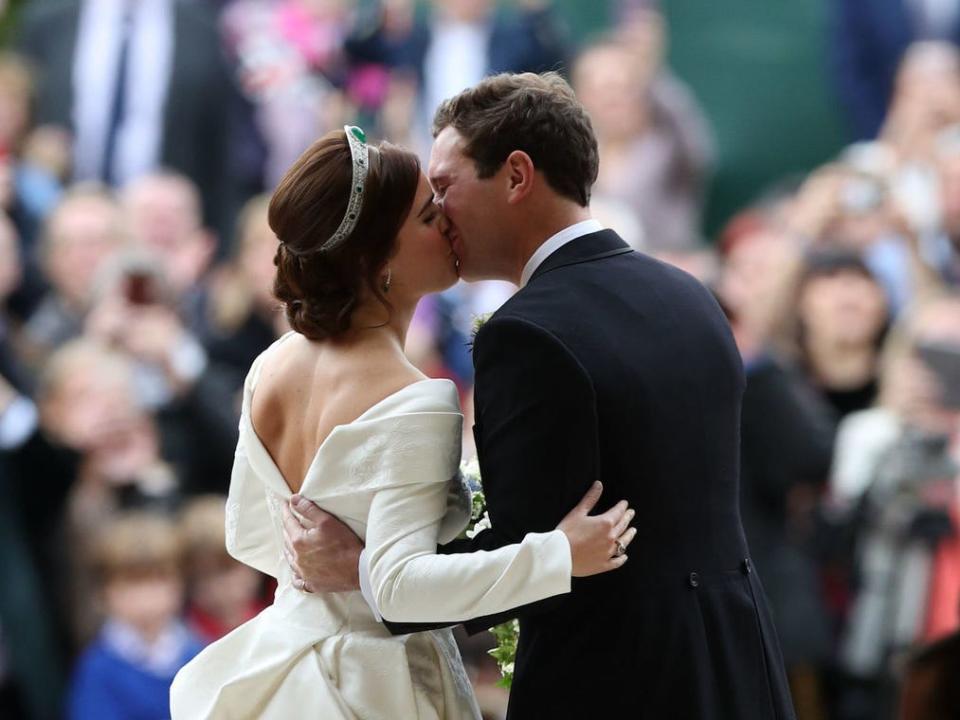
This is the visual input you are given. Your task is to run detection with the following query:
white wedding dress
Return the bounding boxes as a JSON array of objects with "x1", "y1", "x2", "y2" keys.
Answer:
[{"x1": 170, "y1": 334, "x2": 572, "y2": 719}]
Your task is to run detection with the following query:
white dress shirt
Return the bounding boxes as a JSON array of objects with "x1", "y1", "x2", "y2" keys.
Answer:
[
  {"x1": 519, "y1": 219, "x2": 605, "y2": 287},
  {"x1": 72, "y1": 0, "x2": 173, "y2": 185}
]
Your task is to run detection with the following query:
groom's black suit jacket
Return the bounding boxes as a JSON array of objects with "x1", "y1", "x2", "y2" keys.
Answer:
[{"x1": 386, "y1": 230, "x2": 795, "y2": 719}]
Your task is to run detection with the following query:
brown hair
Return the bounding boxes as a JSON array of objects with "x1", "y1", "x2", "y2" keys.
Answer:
[
  {"x1": 432, "y1": 72, "x2": 599, "y2": 207},
  {"x1": 179, "y1": 495, "x2": 229, "y2": 559},
  {"x1": 90, "y1": 511, "x2": 183, "y2": 583},
  {"x1": 268, "y1": 130, "x2": 421, "y2": 340}
]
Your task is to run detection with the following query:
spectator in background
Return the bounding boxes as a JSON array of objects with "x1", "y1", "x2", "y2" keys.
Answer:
[
  {"x1": 715, "y1": 285, "x2": 835, "y2": 720},
  {"x1": 179, "y1": 495, "x2": 267, "y2": 644},
  {"x1": 924, "y1": 126, "x2": 960, "y2": 285},
  {"x1": 221, "y1": 0, "x2": 353, "y2": 187},
  {"x1": 784, "y1": 161, "x2": 936, "y2": 315},
  {"x1": 0, "y1": 214, "x2": 27, "y2": 376},
  {"x1": 201, "y1": 194, "x2": 286, "y2": 378},
  {"x1": 346, "y1": 0, "x2": 568, "y2": 155},
  {"x1": 67, "y1": 511, "x2": 202, "y2": 720},
  {"x1": 880, "y1": 42, "x2": 960, "y2": 164},
  {"x1": 0, "y1": 53, "x2": 72, "y2": 322},
  {"x1": 17, "y1": 0, "x2": 254, "y2": 242},
  {"x1": 573, "y1": 17, "x2": 713, "y2": 251},
  {"x1": 22, "y1": 186, "x2": 126, "y2": 363},
  {"x1": 830, "y1": 294, "x2": 960, "y2": 719},
  {"x1": 37, "y1": 339, "x2": 182, "y2": 643},
  {"x1": 717, "y1": 209, "x2": 805, "y2": 354},
  {"x1": 0, "y1": 53, "x2": 68, "y2": 253},
  {"x1": 793, "y1": 249, "x2": 891, "y2": 420},
  {"x1": 83, "y1": 253, "x2": 241, "y2": 496},
  {"x1": 832, "y1": 0, "x2": 960, "y2": 140},
  {"x1": 0, "y1": 372, "x2": 68, "y2": 720},
  {"x1": 121, "y1": 171, "x2": 217, "y2": 335}
]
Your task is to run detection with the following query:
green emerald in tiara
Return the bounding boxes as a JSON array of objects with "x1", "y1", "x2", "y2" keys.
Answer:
[{"x1": 350, "y1": 127, "x2": 366, "y2": 143}]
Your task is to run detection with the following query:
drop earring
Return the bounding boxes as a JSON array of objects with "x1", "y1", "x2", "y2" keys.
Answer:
[{"x1": 382, "y1": 268, "x2": 392, "y2": 293}]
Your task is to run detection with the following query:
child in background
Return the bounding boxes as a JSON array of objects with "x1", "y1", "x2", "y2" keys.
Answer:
[
  {"x1": 67, "y1": 511, "x2": 202, "y2": 720},
  {"x1": 180, "y1": 495, "x2": 267, "y2": 644}
]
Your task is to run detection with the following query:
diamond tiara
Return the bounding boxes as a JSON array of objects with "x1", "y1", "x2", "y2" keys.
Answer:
[{"x1": 322, "y1": 125, "x2": 370, "y2": 252}]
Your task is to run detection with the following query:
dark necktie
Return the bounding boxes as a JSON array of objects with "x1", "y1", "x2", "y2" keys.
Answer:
[{"x1": 102, "y1": 6, "x2": 134, "y2": 186}]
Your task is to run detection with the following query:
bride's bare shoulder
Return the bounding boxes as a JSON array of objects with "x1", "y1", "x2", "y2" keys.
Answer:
[{"x1": 252, "y1": 334, "x2": 426, "y2": 426}]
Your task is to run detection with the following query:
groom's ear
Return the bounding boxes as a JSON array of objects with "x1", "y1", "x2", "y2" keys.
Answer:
[{"x1": 504, "y1": 150, "x2": 535, "y2": 205}]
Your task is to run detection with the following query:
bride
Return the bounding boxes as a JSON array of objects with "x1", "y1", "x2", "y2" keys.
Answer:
[{"x1": 170, "y1": 127, "x2": 634, "y2": 719}]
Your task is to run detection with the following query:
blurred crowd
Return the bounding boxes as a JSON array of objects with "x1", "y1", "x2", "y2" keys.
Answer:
[{"x1": 0, "y1": 0, "x2": 958, "y2": 719}]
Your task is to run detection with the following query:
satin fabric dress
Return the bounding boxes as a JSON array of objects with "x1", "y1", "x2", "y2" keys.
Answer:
[{"x1": 170, "y1": 334, "x2": 572, "y2": 719}]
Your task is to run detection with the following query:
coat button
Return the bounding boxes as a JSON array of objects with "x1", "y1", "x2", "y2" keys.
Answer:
[
  {"x1": 688, "y1": 572, "x2": 700, "y2": 588},
  {"x1": 742, "y1": 559, "x2": 752, "y2": 574}
]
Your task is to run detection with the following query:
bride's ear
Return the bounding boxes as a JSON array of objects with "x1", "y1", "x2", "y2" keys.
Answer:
[{"x1": 504, "y1": 151, "x2": 535, "y2": 205}]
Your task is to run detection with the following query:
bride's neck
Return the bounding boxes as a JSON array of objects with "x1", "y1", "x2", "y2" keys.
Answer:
[{"x1": 346, "y1": 294, "x2": 418, "y2": 351}]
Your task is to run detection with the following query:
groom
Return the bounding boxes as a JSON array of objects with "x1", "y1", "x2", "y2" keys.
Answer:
[{"x1": 283, "y1": 72, "x2": 795, "y2": 719}]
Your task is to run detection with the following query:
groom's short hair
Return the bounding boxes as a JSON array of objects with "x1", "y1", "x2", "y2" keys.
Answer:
[{"x1": 433, "y1": 72, "x2": 599, "y2": 207}]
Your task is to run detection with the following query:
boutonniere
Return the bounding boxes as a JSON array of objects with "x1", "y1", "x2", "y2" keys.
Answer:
[{"x1": 468, "y1": 313, "x2": 492, "y2": 352}]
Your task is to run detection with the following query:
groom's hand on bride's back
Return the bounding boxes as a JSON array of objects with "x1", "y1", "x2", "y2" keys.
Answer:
[
  {"x1": 557, "y1": 481, "x2": 636, "y2": 577},
  {"x1": 282, "y1": 495, "x2": 363, "y2": 593}
]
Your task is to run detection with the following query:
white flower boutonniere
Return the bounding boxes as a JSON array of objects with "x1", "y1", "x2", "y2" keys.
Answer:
[
  {"x1": 468, "y1": 312, "x2": 492, "y2": 351},
  {"x1": 459, "y1": 455, "x2": 519, "y2": 688}
]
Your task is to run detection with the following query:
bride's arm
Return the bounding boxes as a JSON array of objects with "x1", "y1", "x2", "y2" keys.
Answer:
[
  {"x1": 363, "y1": 415, "x2": 631, "y2": 622},
  {"x1": 366, "y1": 479, "x2": 574, "y2": 623}
]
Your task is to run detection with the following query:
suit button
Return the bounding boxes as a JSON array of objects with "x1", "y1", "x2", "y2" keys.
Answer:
[
  {"x1": 688, "y1": 572, "x2": 700, "y2": 588},
  {"x1": 742, "y1": 559, "x2": 752, "y2": 575}
]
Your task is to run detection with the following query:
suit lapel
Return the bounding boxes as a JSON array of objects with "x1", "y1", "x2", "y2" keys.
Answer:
[{"x1": 527, "y1": 229, "x2": 633, "y2": 285}]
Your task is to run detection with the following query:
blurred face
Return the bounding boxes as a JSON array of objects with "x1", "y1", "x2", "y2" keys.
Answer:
[
  {"x1": 387, "y1": 173, "x2": 458, "y2": 298},
  {"x1": 799, "y1": 269, "x2": 889, "y2": 348},
  {"x1": 42, "y1": 355, "x2": 143, "y2": 457},
  {"x1": 574, "y1": 46, "x2": 644, "y2": 141},
  {"x1": 124, "y1": 179, "x2": 213, "y2": 294},
  {"x1": 896, "y1": 47, "x2": 960, "y2": 124},
  {"x1": 105, "y1": 571, "x2": 184, "y2": 638},
  {"x1": 46, "y1": 198, "x2": 123, "y2": 308},
  {"x1": 429, "y1": 127, "x2": 511, "y2": 281},
  {"x1": 189, "y1": 554, "x2": 261, "y2": 620},
  {"x1": 718, "y1": 231, "x2": 801, "y2": 341}
]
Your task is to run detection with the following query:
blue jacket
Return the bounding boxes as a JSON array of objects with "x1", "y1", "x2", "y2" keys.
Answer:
[{"x1": 67, "y1": 627, "x2": 203, "y2": 720}]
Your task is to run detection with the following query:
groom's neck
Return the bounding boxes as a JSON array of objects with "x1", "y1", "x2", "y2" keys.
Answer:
[{"x1": 512, "y1": 201, "x2": 593, "y2": 283}]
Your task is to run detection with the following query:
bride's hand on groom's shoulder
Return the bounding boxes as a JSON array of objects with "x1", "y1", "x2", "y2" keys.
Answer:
[{"x1": 557, "y1": 482, "x2": 636, "y2": 577}]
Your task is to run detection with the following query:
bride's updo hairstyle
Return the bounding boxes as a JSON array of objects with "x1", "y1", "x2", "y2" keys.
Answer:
[{"x1": 268, "y1": 129, "x2": 421, "y2": 340}]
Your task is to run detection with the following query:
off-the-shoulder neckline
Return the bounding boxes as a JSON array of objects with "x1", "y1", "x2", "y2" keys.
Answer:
[{"x1": 243, "y1": 377, "x2": 459, "y2": 495}]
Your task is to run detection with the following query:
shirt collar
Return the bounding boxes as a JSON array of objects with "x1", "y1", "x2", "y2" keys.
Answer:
[
  {"x1": 520, "y1": 219, "x2": 604, "y2": 287},
  {"x1": 101, "y1": 618, "x2": 193, "y2": 676}
]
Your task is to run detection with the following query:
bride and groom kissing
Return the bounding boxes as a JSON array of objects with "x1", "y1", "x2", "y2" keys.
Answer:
[{"x1": 171, "y1": 72, "x2": 796, "y2": 719}]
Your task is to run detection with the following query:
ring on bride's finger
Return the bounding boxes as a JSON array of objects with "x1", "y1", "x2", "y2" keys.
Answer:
[{"x1": 614, "y1": 540, "x2": 626, "y2": 557}]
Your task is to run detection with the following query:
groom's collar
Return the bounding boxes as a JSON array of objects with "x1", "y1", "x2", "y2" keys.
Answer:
[
  {"x1": 519, "y1": 219, "x2": 604, "y2": 287},
  {"x1": 526, "y1": 228, "x2": 632, "y2": 285}
]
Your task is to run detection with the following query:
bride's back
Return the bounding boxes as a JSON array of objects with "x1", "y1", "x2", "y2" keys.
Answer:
[{"x1": 250, "y1": 332, "x2": 423, "y2": 494}]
